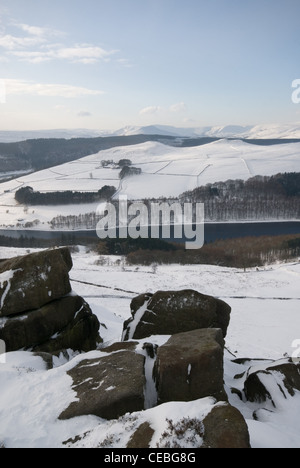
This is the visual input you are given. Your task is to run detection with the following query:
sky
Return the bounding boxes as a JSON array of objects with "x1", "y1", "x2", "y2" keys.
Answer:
[{"x1": 0, "y1": 0, "x2": 300, "y2": 131}]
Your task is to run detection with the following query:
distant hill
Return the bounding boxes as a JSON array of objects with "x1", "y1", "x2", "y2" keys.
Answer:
[
  {"x1": 113, "y1": 123, "x2": 300, "y2": 139},
  {"x1": 2, "y1": 122, "x2": 300, "y2": 144},
  {"x1": 1, "y1": 129, "x2": 300, "y2": 176},
  {"x1": 0, "y1": 134, "x2": 178, "y2": 173}
]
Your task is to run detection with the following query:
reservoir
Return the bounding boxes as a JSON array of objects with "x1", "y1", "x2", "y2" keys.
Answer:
[{"x1": 0, "y1": 221, "x2": 299, "y2": 246}]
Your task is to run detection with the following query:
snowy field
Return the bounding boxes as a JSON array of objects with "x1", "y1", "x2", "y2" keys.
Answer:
[
  {"x1": 0, "y1": 246, "x2": 300, "y2": 448},
  {"x1": 0, "y1": 139, "x2": 300, "y2": 229}
]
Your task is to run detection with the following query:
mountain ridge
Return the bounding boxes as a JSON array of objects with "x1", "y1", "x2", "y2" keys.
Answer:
[{"x1": 2, "y1": 122, "x2": 300, "y2": 143}]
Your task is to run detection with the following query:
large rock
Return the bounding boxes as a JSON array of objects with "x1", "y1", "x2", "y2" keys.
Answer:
[
  {"x1": 201, "y1": 404, "x2": 251, "y2": 448},
  {"x1": 243, "y1": 359, "x2": 300, "y2": 407},
  {"x1": 0, "y1": 248, "x2": 72, "y2": 317},
  {"x1": 122, "y1": 290, "x2": 231, "y2": 340},
  {"x1": 0, "y1": 295, "x2": 101, "y2": 354},
  {"x1": 153, "y1": 329, "x2": 227, "y2": 404},
  {"x1": 59, "y1": 350, "x2": 146, "y2": 421}
]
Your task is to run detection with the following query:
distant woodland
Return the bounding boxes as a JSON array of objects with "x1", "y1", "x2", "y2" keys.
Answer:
[
  {"x1": 125, "y1": 234, "x2": 300, "y2": 269},
  {"x1": 178, "y1": 172, "x2": 300, "y2": 221},
  {"x1": 15, "y1": 185, "x2": 117, "y2": 205}
]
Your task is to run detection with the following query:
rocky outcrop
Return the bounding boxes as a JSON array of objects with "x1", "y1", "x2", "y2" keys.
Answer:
[
  {"x1": 154, "y1": 329, "x2": 227, "y2": 404},
  {"x1": 58, "y1": 284, "x2": 252, "y2": 448},
  {"x1": 0, "y1": 251, "x2": 252, "y2": 448},
  {"x1": 0, "y1": 248, "x2": 101, "y2": 354},
  {"x1": 122, "y1": 290, "x2": 231, "y2": 340},
  {"x1": 59, "y1": 349, "x2": 146, "y2": 421}
]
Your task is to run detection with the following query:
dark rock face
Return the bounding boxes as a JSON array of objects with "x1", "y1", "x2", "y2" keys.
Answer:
[
  {"x1": 127, "y1": 422, "x2": 155, "y2": 449},
  {"x1": 59, "y1": 350, "x2": 146, "y2": 421},
  {"x1": 122, "y1": 290, "x2": 231, "y2": 341},
  {"x1": 33, "y1": 296, "x2": 100, "y2": 354},
  {"x1": 0, "y1": 248, "x2": 72, "y2": 317},
  {"x1": 1, "y1": 296, "x2": 91, "y2": 351},
  {"x1": 153, "y1": 329, "x2": 227, "y2": 404},
  {"x1": 201, "y1": 404, "x2": 251, "y2": 449},
  {"x1": 0, "y1": 248, "x2": 101, "y2": 354}
]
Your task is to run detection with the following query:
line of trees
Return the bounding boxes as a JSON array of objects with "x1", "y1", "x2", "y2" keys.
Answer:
[
  {"x1": 15, "y1": 185, "x2": 117, "y2": 206},
  {"x1": 50, "y1": 212, "x2": 100, "y2": 230}
]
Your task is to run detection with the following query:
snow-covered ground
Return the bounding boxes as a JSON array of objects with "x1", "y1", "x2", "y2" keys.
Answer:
[
  {"x1": 0, "y1": 246, "x2": 299, "y2": 448},
  {"x1": 0, "y1": 139, "x2": 300, "y2": 229}
]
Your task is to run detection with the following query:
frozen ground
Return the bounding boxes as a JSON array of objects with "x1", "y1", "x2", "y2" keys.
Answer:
[{"x1": 0, "y1": 246, "x2": 300, "y2": 448}]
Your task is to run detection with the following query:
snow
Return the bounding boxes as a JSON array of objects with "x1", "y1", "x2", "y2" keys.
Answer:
[
  {"x1": 113, "y1": 123, "x2": 300, "y2": 139},
  {"x1": 0, "y1": 139, "x2": 300, "y2": 228},
  {"x1": 0, "y1": 246, "x2": 300, "y2": 448},
  {"x1": 124, "y1": 303, "x2": 148, "y2": 341},
  {"x1": 2, "y1": 122, "x2": 300, "y2": 143},
  {"x1": 0, "y1": 269, "x2": 22, "y2": 309}
]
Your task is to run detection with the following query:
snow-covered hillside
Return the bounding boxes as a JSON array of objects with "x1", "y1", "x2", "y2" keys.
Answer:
[
  {"x1": 113, "y1": 123, "x2": 300, "y2": 139},
  {"x1": 0, "y1": 139, "x2": 299, "y2": 229},
  {"x1": 0, "y1": 246, "x2": 299, "y2": 448}
]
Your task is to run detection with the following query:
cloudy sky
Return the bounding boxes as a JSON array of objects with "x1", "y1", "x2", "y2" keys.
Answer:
[{"x1": 0, "y1": 0, "x2": 299, "y2": 131}]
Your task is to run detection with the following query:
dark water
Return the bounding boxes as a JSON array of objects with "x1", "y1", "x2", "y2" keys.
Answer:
[
  {"x1": 0, "y1": 221, "x2": 299, "y2": 245},
  {"x1": 203, "y1": 221, "x2": 300, "y2": 243}
]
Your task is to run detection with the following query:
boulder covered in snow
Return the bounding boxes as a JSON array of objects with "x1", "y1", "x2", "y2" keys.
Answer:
[
  {"x1": 122, "y1": 289, "x2": 231, "y2": 340},
  {"x1": 59, "y1": 349, "x2": 146, "y2": 421},
  {"x1": 153, "y1": 329, "x2": 227, "y2": 404},
  {"x1": 243, "y1": 358, "x2": 300, "y2": 407},
  {"x1": 0, "y1": 248, "x2": 72, "y2": 317}
]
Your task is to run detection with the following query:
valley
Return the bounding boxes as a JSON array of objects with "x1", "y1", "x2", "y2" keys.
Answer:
[{"x1": 0, "y1": 139, "x2": 299, "y2": 236}]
